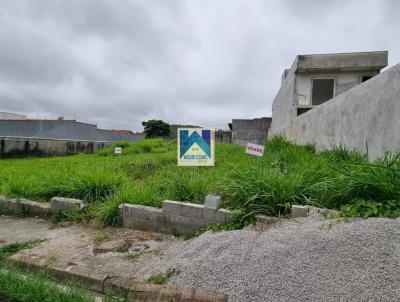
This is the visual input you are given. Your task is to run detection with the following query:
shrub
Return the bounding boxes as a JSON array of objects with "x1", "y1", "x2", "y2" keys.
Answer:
[{"x1": 341, "y1": 200, "x2": 400, "y2": 218}]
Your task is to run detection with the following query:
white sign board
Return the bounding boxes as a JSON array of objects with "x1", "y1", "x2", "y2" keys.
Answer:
[
  {"x1": 245, "y1": 143, "x2": 264, "y2": 157},
  {"x1": 114, "y1": 147, "x2": 122, "y2": 154}
]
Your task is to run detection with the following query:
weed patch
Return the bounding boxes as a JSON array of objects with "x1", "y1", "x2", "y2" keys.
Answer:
[
  {"x1": 147, "y1": 268, "x2": 181, "y2": 284},
  {"x1": 0, "y1": 239, "x2": 45, "y2": 261},
  {"x1": 121, "y1": 251, "x2": 143, "y2": 263}
]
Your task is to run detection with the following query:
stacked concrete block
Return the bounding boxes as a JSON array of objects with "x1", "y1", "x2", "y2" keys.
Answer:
[
  {"x1": 162, "y1": 200, "x2": 183, "y2": 216},
  {"x1": 216, "y1": 208, "x2": 232, "y2": 223},
  {"x1": 204, "y1": 195, "x2": 221, "y2": 209},
  {"x1": 163, "y1": 201, "x2": 206, "y2": 234},
  {"x1": 50, "y1": 197, "x2": 85, "y2": 212},
  {"x1": 203, "y1": 206, "x2": 218, "y2": 224},
  {"x1": 120, "y1": 204, "x2": 164, "y2": 232},
  {"x1": 119, "y1": 200, "x2": 233, "y2": 236}
]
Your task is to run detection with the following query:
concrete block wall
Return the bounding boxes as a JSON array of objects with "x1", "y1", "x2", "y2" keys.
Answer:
[
  {"x1": 119, "y1": 200, "x2": 232, "y2": 235},
  {"x1": 231, "y1": 117, "x2": 272, "y2": 146},
  {"x1": 0, "y1": 137, "x2": 110, "y2": 157},
  {"x1": 215, "y1": 130, "x2": 232, "y2": 143},
  {"x1": 0, "y1": 120, "x2": 144, "y2": 142}
]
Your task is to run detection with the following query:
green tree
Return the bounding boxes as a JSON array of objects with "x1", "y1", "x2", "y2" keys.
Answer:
[{"x1": 142, "y1": 119, "x2": 171, "y2": 138}]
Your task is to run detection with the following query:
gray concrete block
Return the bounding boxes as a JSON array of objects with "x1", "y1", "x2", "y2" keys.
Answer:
[
  {"x1": 50, "y1": 197, "x2": 84, "y2": 212},
  {"x1": 181, "y1": 203, "x2": 203, "y2": 219},
  {"x1": 291, "y1": 205, "x2": 309, "y2": 218},
  {"x1": 216, "y1": 209, "x2": 232, "y2": 223},
  {"x1": 0, "y1": 196, "x2": 18, "y2": 214},
  {"x1": 203, "y1": 207, "x2": 217, "y2": 224},
  {"x1": 19, "y1": 199, "x2": 51, "y2": 217},
  {"x1": 0, "y1": 196, "x2": 51, "y2": 218},
  {"x1": 204, "y1": 195, "x2": 221, "y2": 209},
  {"x1": 161, "y1": 213, "x2": 171, "y2": 224},
  {"x1": 162, "y1": 200, "x2": 183, "y2": 216},
  {"x1": 124, "y1": 216, "x2": 153, "y2": 231},
  {"x1": 130, "y1": 205, "x2": 162, "y2": 221},
  {"x1": 170, "y1": 215, "x2": 205, "y2": 227}
]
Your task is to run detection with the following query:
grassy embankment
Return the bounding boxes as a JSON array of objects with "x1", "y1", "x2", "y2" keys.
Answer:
[{"x1": 1, "y1": 137, "x2": 400, "y2": 226}]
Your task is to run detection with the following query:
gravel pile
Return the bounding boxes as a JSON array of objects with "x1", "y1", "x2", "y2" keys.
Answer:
[{"x1": 161, "y1": 214, "x2": 400, "y2": 301}]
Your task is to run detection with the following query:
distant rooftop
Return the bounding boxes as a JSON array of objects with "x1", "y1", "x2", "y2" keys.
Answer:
[
  {"x1": 103, "y1": 129, "x2": 134, "y2": 135},
  {"x1": 0, "y1": 111, "x2": 27, "y2": 120}
]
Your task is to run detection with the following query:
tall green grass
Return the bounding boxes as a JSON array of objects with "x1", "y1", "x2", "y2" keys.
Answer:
[
  {"x1": 223, "y1": 136, "x2": 400, "y2": 219},
  {"x1": 1, "y1": 136, "x2": 400, "y2": 225},
  {"x1": 97, "y1": 138, "x2": 172, "y2": 156}
]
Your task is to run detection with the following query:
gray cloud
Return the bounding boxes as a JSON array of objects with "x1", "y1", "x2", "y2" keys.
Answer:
[{"x1": 0, "y1": 0, "x2": 399, "y2": 131}]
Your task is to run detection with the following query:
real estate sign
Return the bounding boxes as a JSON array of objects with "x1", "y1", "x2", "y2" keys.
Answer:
[
  {"x1": 114, "y1": 147, "x2": 122, "y2": 154},
  {"x1": 245, "y1": 143, "x2": 264, "y2": 157},
  {"x1": 177, "y1": 128, "x2": 215, "y2": 166}
]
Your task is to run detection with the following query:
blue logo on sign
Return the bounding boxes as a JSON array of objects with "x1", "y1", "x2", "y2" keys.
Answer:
[{"x1": 179, "y1": 130, "x2": 211, "y2": 158}]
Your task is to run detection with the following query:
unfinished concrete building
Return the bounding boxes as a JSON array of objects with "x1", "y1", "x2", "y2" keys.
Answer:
[
  {"x1": 270, "y1": 51, "x2": 388, "y2": 135},
  {"x1": 269, "y1": 51, "x2": 400, "y2": 159}
]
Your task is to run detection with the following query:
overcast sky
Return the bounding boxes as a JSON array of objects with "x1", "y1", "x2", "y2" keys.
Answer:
[{"x1": 0, "y1": 0, "x2": 399, "y2": 131}]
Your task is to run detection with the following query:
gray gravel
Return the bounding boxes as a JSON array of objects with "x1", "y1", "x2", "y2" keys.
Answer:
[{"x1": 161, "y1": 214, "x2": 400, "y2": 301}]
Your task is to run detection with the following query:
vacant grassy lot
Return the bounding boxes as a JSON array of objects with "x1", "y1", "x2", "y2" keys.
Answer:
[{"x1": 1, "y1": 137, "x2": 400, "y2": 226}]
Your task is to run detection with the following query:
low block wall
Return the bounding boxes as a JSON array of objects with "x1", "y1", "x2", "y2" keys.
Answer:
[
  {"x1": 0, "y1": 196, "x2": 52, "y2": 218},
  {"x1": 0, "y1": 195, "x2": 232, "y2": 236},
  {"x1": 119, "y1": 200, "x2": 232, "y2": 235},
  {"x1": 0, "y1": 195, "x2": 87, "y2": 218},
  {"x1": 0, "y1": 137, "x2": 110, "y2": 157},
  {"x1": 231, "y1": 117, "x2": 271, "y2": 146}
]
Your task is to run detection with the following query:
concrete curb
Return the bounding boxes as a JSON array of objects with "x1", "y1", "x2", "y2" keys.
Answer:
[
  {"x1": 0, "y1": 195, "x2": 87, "y2": 219},
  {"x1": 0, "y1": 195, "x2": 51, "y2": 218},
  {"x1": 9, "y1": 256, "x2": 228, "y2": 302}
]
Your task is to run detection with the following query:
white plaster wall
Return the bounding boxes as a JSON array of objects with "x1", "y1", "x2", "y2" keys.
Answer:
[
  {"x1": 269, "y1": 62, "x2": 297, "y2": 137},
  {"x1": 289, "y1": 63, "x2": 400, "y2": 160}
]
